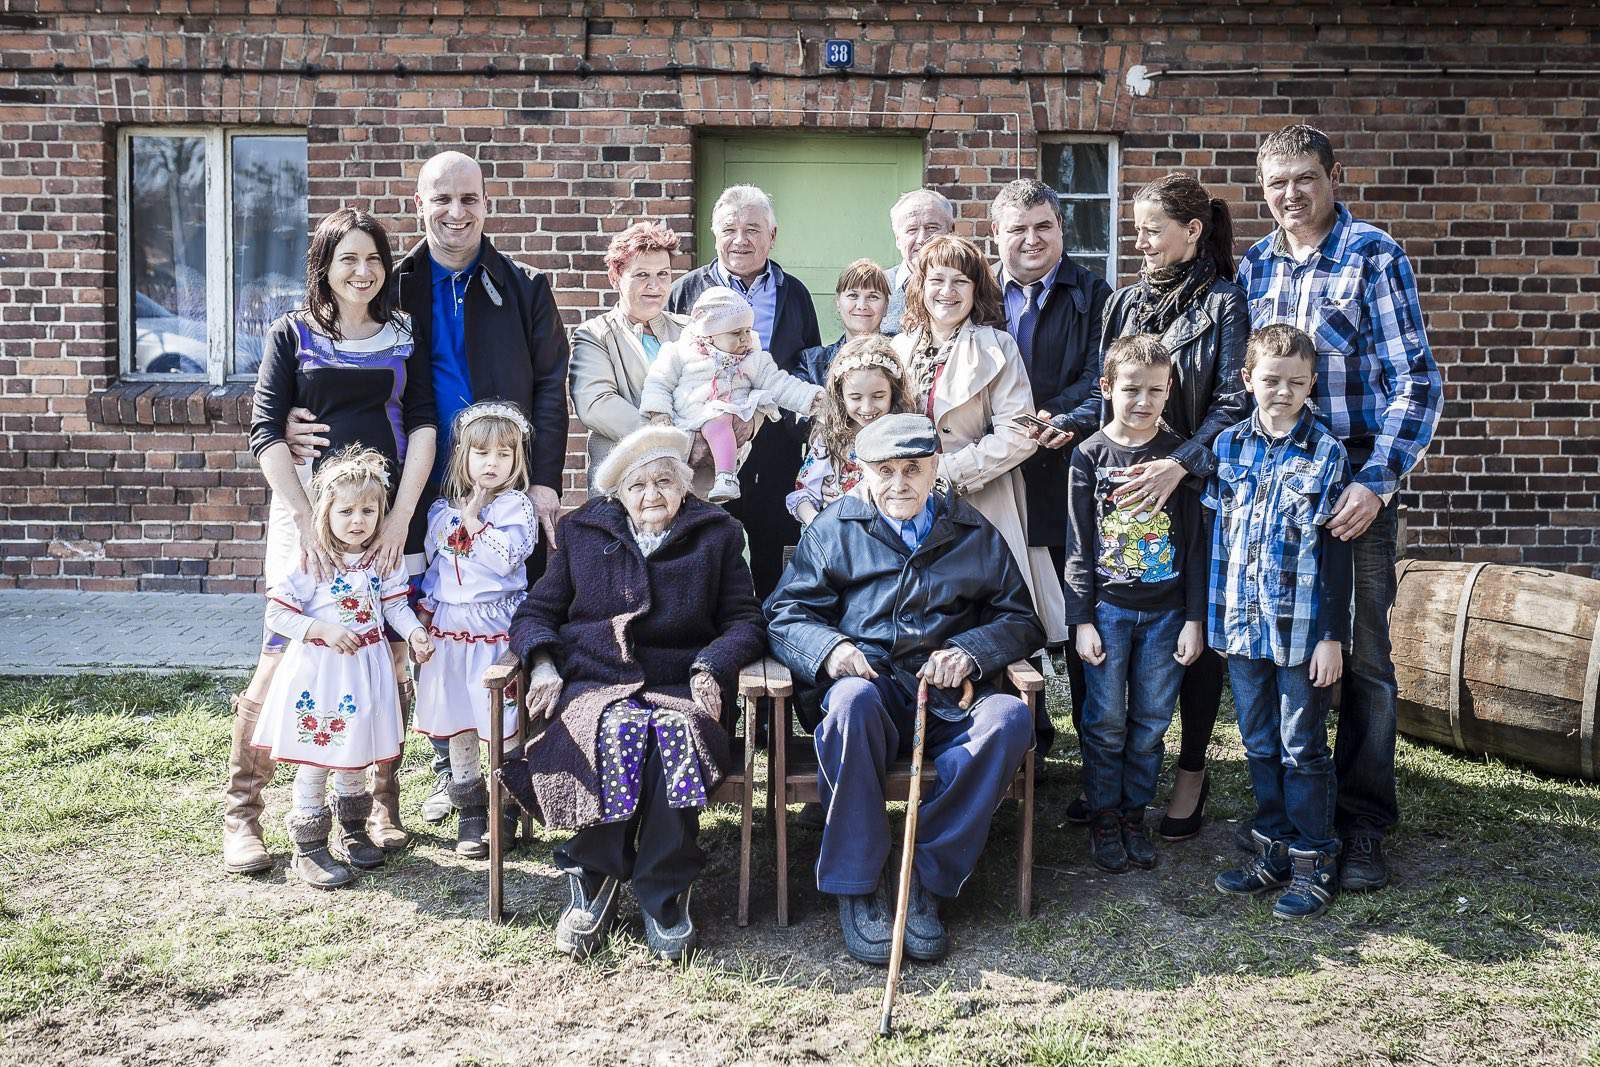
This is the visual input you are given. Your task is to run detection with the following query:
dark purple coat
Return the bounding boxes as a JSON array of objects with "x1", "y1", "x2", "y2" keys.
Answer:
[{"x1": 504, "y1": 494, "x2": 765, "y2": 830}]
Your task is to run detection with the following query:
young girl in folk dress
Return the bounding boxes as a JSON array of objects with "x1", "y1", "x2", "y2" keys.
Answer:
[
  {"x1": 252, "y1": 446, "x2": 433, "y2": 890},
  {"x1": 414, "y1": 402, "x2": 539, "y2": 857},
  {"x1": 639, "y1": 285, "x2": 821, "y2": 504},
  {"x1": 786, "y1": 334, "x2": 917, "y2": 526}
]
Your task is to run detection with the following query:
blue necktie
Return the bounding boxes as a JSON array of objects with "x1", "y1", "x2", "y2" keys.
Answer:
[{"x1": 1016, "y1": 281, "x2": 1042, "y2": 371}]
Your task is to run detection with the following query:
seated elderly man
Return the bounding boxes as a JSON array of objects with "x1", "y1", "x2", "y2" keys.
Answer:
[
  {"x1": 764, "y1": 413, "x2": 1043, "y2": 964},
  {"x1": 501, "y1": 425, "x2": 765, "y2": 962}
]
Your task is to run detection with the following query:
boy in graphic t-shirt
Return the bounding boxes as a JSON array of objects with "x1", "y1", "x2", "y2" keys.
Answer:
[{"x1": 1064, "y1": 334, "x2": 1207, "y2": 876}]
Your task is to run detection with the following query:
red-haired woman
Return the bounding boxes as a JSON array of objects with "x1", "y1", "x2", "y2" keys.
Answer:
[
  {"x1": 569, "y1": 222, "x2": 692, "y2": 490},
  {"x1": 890, "y1": 234, "x2": 1066, "y2": 647}
]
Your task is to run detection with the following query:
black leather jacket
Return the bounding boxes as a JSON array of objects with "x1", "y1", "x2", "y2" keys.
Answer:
[
  {"x1": 763, "y1": 487, "x2": 1045, "y2": 722},
  {"x1": 1098, "y1": 276, "x2": 1250, "y2": 484}
]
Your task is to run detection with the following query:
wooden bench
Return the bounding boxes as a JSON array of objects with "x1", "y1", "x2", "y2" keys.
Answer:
[
  {"x1": 481, "y1": 650, "x2": 764, "y2": 926},
  {"x1": 756, "y1": 656, "x2": 1044, "y2": 925}
]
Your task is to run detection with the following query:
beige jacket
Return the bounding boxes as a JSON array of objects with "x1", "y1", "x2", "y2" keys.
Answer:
[
  {"x1": 569, "y1": 306, "x2": 688, "y2": 491},
  {"x1": 892, "y1": 322, "x2": 1066, "y2": 645}
]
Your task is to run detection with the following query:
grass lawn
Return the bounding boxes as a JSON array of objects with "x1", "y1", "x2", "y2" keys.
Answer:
[{"x1": 1, "y1": 670, "x2": 1597, "y2": 1066}]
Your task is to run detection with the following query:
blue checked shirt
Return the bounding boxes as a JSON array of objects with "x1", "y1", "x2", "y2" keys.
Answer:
[
  {"x1": 1203, "y1": 408, "x2": 1351, "y2": 667},
  {"x1": 1237, "y1": 203, "x2": 1442, "y2": 500}
]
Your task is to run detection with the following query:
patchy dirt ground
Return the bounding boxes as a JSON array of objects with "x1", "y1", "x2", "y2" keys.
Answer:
[{"x1": 2, "y1": 674, "x2": 1597, "y2": 1066}]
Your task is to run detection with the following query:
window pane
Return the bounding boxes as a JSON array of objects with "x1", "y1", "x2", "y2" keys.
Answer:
[
  {"x1": 1044, "y1": 141, "x2": 1109, "y2": 196},
  {"x1": 1075, "y1": 256, "x2": 1109, "y2": 282},
  {"x1": 1062, "y1": 200, "x2": 1110, "y2": 254},
  {"x1": 129, "y1": 135, "x2": 208, "y2": 376},
  {"x1": 232, "y1": 136, "x2": 308, "y2": 377}
]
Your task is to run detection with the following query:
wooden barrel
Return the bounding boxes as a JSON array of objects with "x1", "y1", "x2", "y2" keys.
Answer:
[{"x1": 1392, "y1": 560, "x2": 1600, "y2": 781}]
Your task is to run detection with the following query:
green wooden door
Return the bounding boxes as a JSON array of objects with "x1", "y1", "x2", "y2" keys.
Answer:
[{"x1": 695, "y1": 133, "x2": 924, "y2": 341}]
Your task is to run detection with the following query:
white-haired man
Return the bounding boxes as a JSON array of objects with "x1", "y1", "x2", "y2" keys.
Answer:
[
  {"x1": 669, "y1": 184, "x2": 821, "y2": 599},
  {"x1": 882, "y1": 188, "x2": 955, "y2": 335}
]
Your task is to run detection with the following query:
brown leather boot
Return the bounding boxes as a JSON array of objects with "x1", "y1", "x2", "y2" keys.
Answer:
[
  {"x1": 367, "y1": 678, "x2": 413, "y2": 850},
  {"x1": 222, "y1": 694, "x2": 275, "y2": 875}
]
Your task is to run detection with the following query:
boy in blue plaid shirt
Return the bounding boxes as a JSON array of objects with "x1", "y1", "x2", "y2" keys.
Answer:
[{"x1": 1206, "y1": 325, "x2": 1353, "y2": 919}]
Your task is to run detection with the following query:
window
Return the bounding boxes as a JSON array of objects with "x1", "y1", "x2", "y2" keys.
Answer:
[
  {"x1": 1041, "y1": 137, "x2": 1118, "y2": 283},
  {"x1": 118, "y1": 128, "x2": 308, "y2": 381}
]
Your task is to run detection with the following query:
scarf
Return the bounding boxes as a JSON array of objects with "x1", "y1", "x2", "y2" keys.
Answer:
[
  {"x1": 1130, "y1": 250, "x2": 1216, "y2": 336},
  {"x1": 908, "y1": 329, "x2": 956, "y2": 409}
]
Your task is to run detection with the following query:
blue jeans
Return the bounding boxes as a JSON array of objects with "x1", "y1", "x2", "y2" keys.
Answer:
[
  {"x1": 1335, "y1": 498, "x2": 1400, "y2": 839},
  {"x1": 1079, "y1": 602, "x2": 1186, "y2": 815},
  {"x1": 1228, "y1": 656, "x2": 1339, "y2": 854},
  {"x1": 430, "y1": 737, "x2": 451, "y2": 775}
]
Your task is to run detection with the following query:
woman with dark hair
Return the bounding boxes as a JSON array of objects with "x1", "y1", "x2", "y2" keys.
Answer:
[
  {"x1": 1098, "y1": 172, "x2": 1249, "y2": 840},
  {"x1": 889, "y1": 233, "x2": 1065, "y2": 646},
  {"x1": 221, "y1": 207, "x2": 437, "y2": 878}
]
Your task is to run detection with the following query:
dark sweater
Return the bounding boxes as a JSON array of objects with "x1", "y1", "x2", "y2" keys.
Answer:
[{"x1": 1063, "y1": 427, "x2": 1208, "y2": 626}]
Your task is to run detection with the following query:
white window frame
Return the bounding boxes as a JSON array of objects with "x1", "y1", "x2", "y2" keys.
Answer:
[
  {"x1": 117, "y1": 125, "x2": 306, "y2": 384},
  {"x1": 1040, "y1": 135, "x2": 1119, "y2": 285}
]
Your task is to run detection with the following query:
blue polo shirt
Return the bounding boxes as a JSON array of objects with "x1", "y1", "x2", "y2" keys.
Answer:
[{"x1": 429, "y1": 253, "x2": 479, "y2": 482}]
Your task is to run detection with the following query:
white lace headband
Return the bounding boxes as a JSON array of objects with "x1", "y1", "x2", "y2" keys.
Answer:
[
  {"x1": 827, "y1": 348, "x2": 906, "y2": 386},
  {"x1": 457, "y1": 401, "x2": 532, "y2": 438}
]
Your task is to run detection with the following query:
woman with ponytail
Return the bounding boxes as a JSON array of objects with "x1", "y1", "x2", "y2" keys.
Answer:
[{"x1": 1096, "y1": 172, "x2": 1249, "y2": 841}]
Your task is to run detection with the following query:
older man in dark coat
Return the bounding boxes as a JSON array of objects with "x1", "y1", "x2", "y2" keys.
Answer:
[
  {"x1": 669, "y1": 184, "x2": 821, "y2": 599},
  {"x1": 764, "y1": 414, "x2": 1042, "y2": 965}
]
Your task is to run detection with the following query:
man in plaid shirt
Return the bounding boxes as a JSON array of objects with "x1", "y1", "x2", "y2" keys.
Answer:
[{"x1": 1237, "y1": 124, "x2": 1443, "y2": 893}]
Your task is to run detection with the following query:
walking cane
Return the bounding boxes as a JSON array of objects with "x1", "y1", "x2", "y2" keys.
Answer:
[{"x1": 879, "y1": 674, "x2": 973, "y2": 1038}]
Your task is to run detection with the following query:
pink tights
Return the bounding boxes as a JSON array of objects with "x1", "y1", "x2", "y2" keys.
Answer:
[{"x1": 702, "y1": 414, "x2": 738, "y2": 474}]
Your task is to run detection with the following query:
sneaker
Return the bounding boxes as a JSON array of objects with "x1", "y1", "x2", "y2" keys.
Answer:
[
  {"x1": 1215, "y1": 829, "x2": 1291, "y2": 896},
  {"x1": 1088, "y1": 811, "x2": 1128, "y2": 873},
  {"x1": 1274, "y1": 847, "x2": 1339, "y2": 920},
  {"x1": 555, "y1": 871, "x2": 621, "y2": 959},
  {"x1": 1340, "y1": 834, "x2": 1389, "y2": 892},
  {"x1": 420, "y1": 770, "x2": 455, "y2": 824},
  {"x1": 837, "y1": 888, "x2": 892, "y2": 966},
  {"x1": 902, "y1": 871, "x2": 949, "y2": 962},
  {"x1": 1120, "y1": 810, "x2": 1157, "y2": 870},
  {"x1": 643, "y1": 887, "x2": 698, "y2": 962},
  {"x1": 708, "y1": 471, "x2": 742, "y2": 503},
  {"x1": 1065, "y1": 793, "x2": 1091, "y2": 825}
]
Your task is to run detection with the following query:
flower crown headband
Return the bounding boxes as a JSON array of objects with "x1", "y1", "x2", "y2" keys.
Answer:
[
  {"x1": 456, "y1": 401, "x2": 532, "y2": 438},
  {"x1": 311, "y1": 446, "x2": 391, "y2": 497},
  {"x1": 827, "y1": 347, "x2": 906, "y2": 387}
]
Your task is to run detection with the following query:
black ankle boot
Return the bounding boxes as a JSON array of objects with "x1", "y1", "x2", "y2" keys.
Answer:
[
  {"x1": 332, "y1": 792, "x2": 386, "y2": 869},
  {"x1": 450, "y1": 778, "x2": 490, "y2": 859}
]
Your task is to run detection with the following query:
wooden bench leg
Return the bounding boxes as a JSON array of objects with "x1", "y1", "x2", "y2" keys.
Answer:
[
  {"x1": 737, "y1": 692, "x2": 755, "y2": 927},
  {"x1": 772, "y1": 694, "x2": 790, "y2": 928},
  {"x1": 487, "y1": 680, "x2": 507, "y2": 925}
]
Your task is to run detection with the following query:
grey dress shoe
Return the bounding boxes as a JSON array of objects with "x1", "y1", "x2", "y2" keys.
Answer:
[
  {"x1": 555, "y1": 871, "x2": 621, "y2": 959},
  {"x1": 902, "y1": 871, "x2": 949, "y2": 962},
  {"x1": 643, "y1": 887, "x2": 697, "y2": 962},
  {"x1": 420, "y1": 769, "x2": 455, "y2": 824},
  {"x1": 836, "y1": 886, "x2": 892, "y2": 966}
]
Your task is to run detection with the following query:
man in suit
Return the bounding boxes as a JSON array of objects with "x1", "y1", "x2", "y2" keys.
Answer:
[
  {"x1": 669, "y1": 184, "x2": 821, "y2": 599},
  {"x1": 991, "y1": 178, "x2": 1112, "y2": 767}
]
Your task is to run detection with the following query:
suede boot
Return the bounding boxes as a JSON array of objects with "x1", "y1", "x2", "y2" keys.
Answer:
[
  {"x1": 222, "y1": 694, "x2": 275, "y2": 875},
  {"x1": 286, "y1": 808, "x2": 354, "y2": 890},
  {"x1": 366, "y1": 677, "x2": 414, "y2": 851},
  {"x1": 332, "y1": 792, "x2": 386, "y2": 869},
  {"x1": 451, "y1": 778, "x2": 490, "y2": 859}
]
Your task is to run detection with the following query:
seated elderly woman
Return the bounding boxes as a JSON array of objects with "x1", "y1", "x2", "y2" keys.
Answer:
[{"x1": 499, "y1": 426, "x2": 764, "y2": 962}]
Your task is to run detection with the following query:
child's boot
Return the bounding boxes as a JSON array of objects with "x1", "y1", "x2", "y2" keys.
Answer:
[
  {"x1": 286, "y1": 808, "x2": 355, "y2": 890},
  {"x1": 1088, "y1": 811, "x2": 1129, "y2": 873},
  {"x1": 451, "y1": 778, "x2": 490, "y2": 859},
  {"x1": 366, "y1": 682, "x2": 413, "y2": 851},
  {"x1": 1120, "y1": 808, "x2": 1157, "y2": 870},
  {"x1": 332, "y1": 792, "x2": 387, "y2": 869},
  {"x1": 1273, "y1": 847, "x2": 1339, "y2": 920},
  {"x1": 1215, "y1": 829, "x2": 1291, "y2": 895},
  {"x1": 709, "y1": 471, "x2": 742, "y2": 503},
  {"x1": 222, "y1": 694, "x2": 275, "y2": 875}
]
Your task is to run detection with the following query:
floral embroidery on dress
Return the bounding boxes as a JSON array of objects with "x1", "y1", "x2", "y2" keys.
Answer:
[
  {"x1": 294, "y1": 691, "x2": 357, "y2": 749},
  {"x1": 329, "y1": 574, "x2": 374, "y2": 627}
]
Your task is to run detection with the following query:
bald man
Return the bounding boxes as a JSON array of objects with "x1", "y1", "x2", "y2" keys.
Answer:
[{"x1": 284, "y1": 150, "x2": 570, "y2": 838}]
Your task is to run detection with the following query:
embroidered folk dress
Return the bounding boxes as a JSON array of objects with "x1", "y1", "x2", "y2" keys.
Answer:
[
  {"x1": 785, "y1": 442, "x2": 863, "y2": 523},
  {"x1": 414, "y1": 489, "x2": 539, "y2": 740},
  {"x1": 252, "y1": 555, "x2": 423, "y2": 770}
]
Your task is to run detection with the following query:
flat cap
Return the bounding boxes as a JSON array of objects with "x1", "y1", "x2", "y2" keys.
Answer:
[{"x1": 854, "y1": 412, "x2": 939, "y2": 463}]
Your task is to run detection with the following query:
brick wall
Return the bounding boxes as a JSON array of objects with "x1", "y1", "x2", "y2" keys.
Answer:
[{"x1": 2, "y1": 1, "x2": 1598, "y2": 591}]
